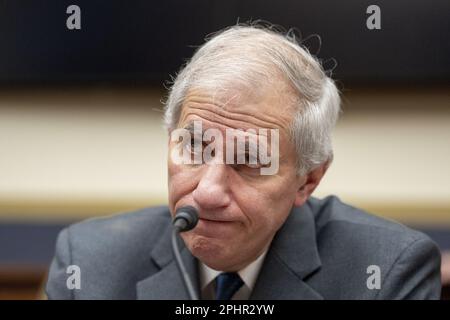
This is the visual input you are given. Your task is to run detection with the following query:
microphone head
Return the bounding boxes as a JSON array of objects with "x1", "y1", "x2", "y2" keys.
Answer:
[{"x1": 173, "y1": 206, "x2": 199, "y2": 232}]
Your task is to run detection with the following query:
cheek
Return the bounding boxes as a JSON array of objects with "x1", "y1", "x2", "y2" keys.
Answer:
[
  {"x1": 234, "y1": 179, "x2": 297, "y2": 232},
  {"x1": 167, "y1": 163, "x2": 198, "y2": 212},
  {"x1": 231, "y1": 189, "x2": 268, "y2": 232}
]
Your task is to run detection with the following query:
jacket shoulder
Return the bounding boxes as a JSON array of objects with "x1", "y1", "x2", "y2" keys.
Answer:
[
  {"x1": 306, "y1": 196, "x2": 441, "y2": 299},
  {"x1": 68, "y1": 205, "x2": 171, "y2": 244},
  {"x1": 308, "y1": 195, "x2": 430, "y2": 243},
  {"x1": 67, "y1": 205, "x2": 172, "y2": 269},
  {"x1": 47, "y1": 206, "x2": 171, "y2": 299}
]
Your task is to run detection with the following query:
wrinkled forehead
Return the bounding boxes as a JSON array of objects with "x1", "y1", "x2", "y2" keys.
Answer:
[
  {"x1": 178, "y1": 83, "x2": 298, "y2": 132},
  {"x1": 182, "y1": 119, "x2": 271, "y2": 144},
  {"x1": 185, "y1": 84, "x2": 266, "y2": 110}
]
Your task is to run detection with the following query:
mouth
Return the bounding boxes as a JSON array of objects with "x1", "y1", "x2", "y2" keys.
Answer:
[
  {"x1": 199, "y1": 217, "x2": 233, "y2": 223},
  {"x1": 192, "y1": 217, "x2": 237, "y2": 237}
]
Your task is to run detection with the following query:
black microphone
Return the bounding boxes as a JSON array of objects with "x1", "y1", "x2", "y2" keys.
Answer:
[
  {"x1": 173, "y1": 206, "x2": 199, "y2": 232},
  {"x1": 171, "y1": 206, "x2": 199, "y2": 300}
]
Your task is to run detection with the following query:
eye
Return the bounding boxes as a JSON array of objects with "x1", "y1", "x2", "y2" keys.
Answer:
[
  {"x1": 184, "y1": 137, "x2": 203, "y2": 155},
  {"x1": 245, "y1": 153, "x2": 261, "y2": 168},
  {"x1": 246, "y1": 162, "x2": 261, "y2": 169},
  {"x1": 229, "y1": 154, "x2": 261, "y2": 176}
]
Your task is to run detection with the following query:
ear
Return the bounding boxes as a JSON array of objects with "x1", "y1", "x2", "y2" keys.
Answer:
[{"x1": 293, "y1": 160, "x2": 330, "y2": 207}]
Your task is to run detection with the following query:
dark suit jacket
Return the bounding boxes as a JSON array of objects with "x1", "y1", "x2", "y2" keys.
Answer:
[{"x1": 46, "y1": 196, "x2": 441, "y2": 299}]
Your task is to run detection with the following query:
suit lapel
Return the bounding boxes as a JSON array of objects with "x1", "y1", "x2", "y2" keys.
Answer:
[
  {"x1": 249, "y1": 252, "x2": 323, "y2": 299},
  {"x1": 136, "y1": 222, "x2": 201, "y2": 300},
  {"x1": 250, "y1": 203, "x2": 323, "y2": 300}
]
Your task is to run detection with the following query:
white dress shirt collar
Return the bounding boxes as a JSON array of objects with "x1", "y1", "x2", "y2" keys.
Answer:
[{"x1": 198, "y1": 249, "x2": 268, "y2": 300}]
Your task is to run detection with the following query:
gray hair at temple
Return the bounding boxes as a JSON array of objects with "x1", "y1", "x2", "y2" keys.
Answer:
[{"x1": 163, "y1": 23, "x2": 341, "y2": 176}]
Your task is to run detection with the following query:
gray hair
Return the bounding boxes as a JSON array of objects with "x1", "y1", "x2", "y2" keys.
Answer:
[{"x1": 163, "y1": 23, "x2": 341, "y2": 175}]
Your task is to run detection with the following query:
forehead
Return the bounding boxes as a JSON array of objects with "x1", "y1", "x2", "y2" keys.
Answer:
[{"x1": 178, "y1": 85, "x2": 297, "y2": 133}]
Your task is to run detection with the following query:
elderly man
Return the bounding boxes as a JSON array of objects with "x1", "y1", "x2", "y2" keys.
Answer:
[{"x1": 46, "y1": 25, "x2": 441, "y2": 300}]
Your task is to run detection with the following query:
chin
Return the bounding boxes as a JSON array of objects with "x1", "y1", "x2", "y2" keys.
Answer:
[{"x1": 184, "y1": 234, "x2": 232, "y2": 270}]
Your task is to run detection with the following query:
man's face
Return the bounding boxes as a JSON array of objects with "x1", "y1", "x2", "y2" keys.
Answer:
[{"x1": 167, "y1": 85, "x2": 309, "y2": 271}]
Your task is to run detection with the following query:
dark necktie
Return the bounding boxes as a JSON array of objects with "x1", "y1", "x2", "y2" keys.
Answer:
[{"x1": 215, "y1": 272, "x2": 244, "y2": 300}]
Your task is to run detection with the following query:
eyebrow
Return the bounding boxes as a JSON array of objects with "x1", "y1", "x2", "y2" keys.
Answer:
[
  {"x1": 183, "y1": 122, "x2": 202, "y2": 135},
  {"x1": 182, "y1": 121, "x2": 269, "y2": 154}
]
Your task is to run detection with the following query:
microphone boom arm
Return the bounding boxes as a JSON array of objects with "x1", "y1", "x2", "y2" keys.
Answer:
[
  {"x1": 171, "y1": 227, "x2": 199, "y2": 300},
  {"x1": 171, "y1": 206, "x2": 200, "y2": 300}
]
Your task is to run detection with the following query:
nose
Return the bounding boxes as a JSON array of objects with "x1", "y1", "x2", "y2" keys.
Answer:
[{"x1": 193, "y1": 164, "x2": 231, "y2": 210}]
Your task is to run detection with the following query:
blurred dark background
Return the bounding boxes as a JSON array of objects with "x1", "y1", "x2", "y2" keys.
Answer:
[{"x1": 0, "y1": 0, "x2": 449, "y2": 86}]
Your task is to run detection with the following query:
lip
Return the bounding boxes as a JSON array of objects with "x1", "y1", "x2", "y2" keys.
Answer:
[
  {"x1": 174, "y1": 205, "x2": 235, "y2": 222},
  {"x1": 193, "y1": 217, "x2": 237, "y2": 237},
  {"x1": 198, "y1": 217, "x2": 234, "y2": 223}
]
